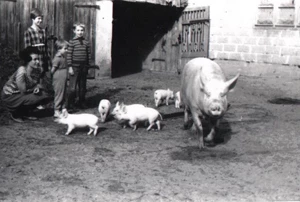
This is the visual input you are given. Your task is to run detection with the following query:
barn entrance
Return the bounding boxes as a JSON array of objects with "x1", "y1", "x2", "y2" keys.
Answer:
[{"x1": 111, "y1": 1, "x2": 183, "y2": 78}]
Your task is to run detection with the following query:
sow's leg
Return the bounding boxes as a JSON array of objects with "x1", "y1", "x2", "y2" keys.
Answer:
[
  {"x1": 191, "y1": 111, "x2": 204, "y2": 150},
  {"x1": 205, "y1": 119, "x2": 220, "y2": 145},
  {"x1": 183, "y1": 105, "x2": 189, "y2": 129}
]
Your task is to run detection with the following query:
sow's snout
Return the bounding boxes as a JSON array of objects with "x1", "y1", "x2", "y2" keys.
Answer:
[{"x1": 207, "y1": 100, "x2": 227, "y2": 118}]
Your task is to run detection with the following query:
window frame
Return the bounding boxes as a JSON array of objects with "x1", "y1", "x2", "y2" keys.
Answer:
[{"x1": 255, "y1": 0, "x2": 297, "y2": 28}]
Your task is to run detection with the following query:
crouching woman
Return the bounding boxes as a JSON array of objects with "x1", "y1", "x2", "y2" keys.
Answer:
[{"x1": 1, "y1": 46, "x2": 51, "y2": 122}]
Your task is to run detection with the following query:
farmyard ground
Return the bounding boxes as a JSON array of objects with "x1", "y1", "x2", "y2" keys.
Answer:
[{"x1": 0, "y1": 60, "x2": 300, "y2": 202}]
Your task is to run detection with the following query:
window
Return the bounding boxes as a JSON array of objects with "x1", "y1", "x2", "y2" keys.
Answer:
[{"x1": 256, "y1": 0, "x2": 297, "y2": 27}]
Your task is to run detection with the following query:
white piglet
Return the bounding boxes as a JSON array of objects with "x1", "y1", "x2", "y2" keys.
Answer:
[
  {"x1": 98, "y1": 99, "x2": 111, "y2": 122},
  {"x1": 111, "y1": 102, "x2": 146, "y2": 120},
  {"x1": 55, "y1": 109, "x2": 99, "y2": 136},
  {"x1": 174, "y1": 91, "x2": 181, "y2": 109},
  {"x1": 154, "y1": 89, "x2": 174, "y2": 107},
  {"x1": 115, "y1": 105, "x2": 163, "y2": 131},
  {"x1": 111, "y1": 102, "x2": 146, "y2": 128}
]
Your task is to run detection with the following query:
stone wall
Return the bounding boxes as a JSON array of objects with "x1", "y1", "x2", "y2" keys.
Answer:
[{"x1": 187, "y1": 0, "x2": 300, "y2": 66}]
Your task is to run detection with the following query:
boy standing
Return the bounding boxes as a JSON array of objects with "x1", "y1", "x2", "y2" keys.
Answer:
[
  {"x1": 66, "y1": 23, "x2": 91, "y2": 110},
  {"x1": 51, "y1": 40, "x2": 69, "y2": 117}
]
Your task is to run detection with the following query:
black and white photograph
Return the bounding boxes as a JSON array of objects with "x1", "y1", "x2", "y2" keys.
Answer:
[{"x1": 0, "y1": 0, "x2": 300, "y2": 201}]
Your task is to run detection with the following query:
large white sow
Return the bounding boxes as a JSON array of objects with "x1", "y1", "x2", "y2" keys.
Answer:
[{"x1": 180, "y1": 57, "x2": 239, "y2": 149}]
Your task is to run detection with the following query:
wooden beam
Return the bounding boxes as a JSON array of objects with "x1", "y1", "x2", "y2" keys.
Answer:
[
  {"x1": 74, "y1": 4, "x2": 100, "y2": 9},
  {"x1": 1, "y1": 0, "x2": 17, "y2": 2},
  {"x1": 111, "y1": 0, "x2": 186, "y2": 7}
]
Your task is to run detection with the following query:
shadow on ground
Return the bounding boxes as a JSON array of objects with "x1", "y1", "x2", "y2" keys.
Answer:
[{"x1": 268, "y1": 97, "x2": 300, "y2": 105}]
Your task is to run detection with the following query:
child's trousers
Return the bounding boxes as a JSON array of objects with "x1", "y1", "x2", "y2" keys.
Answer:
[
  {"x1": 66, "y1": 64, "x2": 88, "y2": 109},
  {"x1": 52, "y1": 68, "x2": 68, "y2": 111}
]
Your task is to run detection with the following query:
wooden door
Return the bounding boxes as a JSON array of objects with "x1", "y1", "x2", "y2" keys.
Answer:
[
  {"x1": 180, "y1": 6, "x2": 210, "y2": 71},
  {"x1": 73, "y1": 3, "x2": 99, "y2": 79}
]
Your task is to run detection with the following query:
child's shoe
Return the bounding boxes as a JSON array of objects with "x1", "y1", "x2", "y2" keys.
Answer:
[
  {"x1": 53, "y1": 110, "x2": 61, "y2": 118},
  {"x1": 23, "y1": 115, "x2": 38, "y2": 120},
  {"x1": 36, "y1": 105, "x2": 45, "y2": 110},
  {"x1": 10, "y1": 113, "x2": 24, "y2": 123}
]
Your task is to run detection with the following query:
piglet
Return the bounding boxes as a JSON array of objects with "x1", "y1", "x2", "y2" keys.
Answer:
[
  {"x1": 111, "y1": 102, "x2": 146, "y2": 128},
  {"x1": 174, "y1": 91, "x2": 181, "y2": 109},
  {"x1": 115, "y1": 104, "x2": 163, "y2": 131},
  {"x1": 98, "y1": 99, "x2": 111, "y2": 122},
  {"x1": 154, "y1": 89, "x2": 174, "y2": 107},
  {"x1": 111, "y1": 101, "x2": 145, "y2": 120},
  {"x1": 55, "y1": 109, "x2": 99, "y2": 136}
]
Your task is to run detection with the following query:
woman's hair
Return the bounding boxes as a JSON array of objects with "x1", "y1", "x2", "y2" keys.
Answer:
[
  {"x1": 73, "y1": 23, "x2": 85, "y2": 31},
  {"x1": 55, "y1": 39, "x2": 69, "y2": 51},
  {"x1": 30, "y1": 8, "x2": 43, "y2": 20},
  {"x1": 19, "y1": 46, "x2": 40, "y2": 65}
]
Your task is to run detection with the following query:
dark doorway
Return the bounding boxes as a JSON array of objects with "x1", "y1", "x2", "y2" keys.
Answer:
[{"x1": 112, "y1": 1, "x2": 183, "y2": 78}]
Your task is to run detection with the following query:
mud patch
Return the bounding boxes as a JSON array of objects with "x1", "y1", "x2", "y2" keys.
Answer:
[
  {"x1": 268, "y1": 97, "x2": 300, "y2": 105},
  {"x1": 107, "y1": 180, "x2": 126, "y2": 193},
  {"x1": 41, "y1": 174, "x2": 84, "y2": 186},
  {"x1": 93, "y1": 147, "x2": 116, "y2": 157},
  {"x1": 162, "y1": 111, "x2": 184, "y2": 119},
  {"x1": 0, "y1": 191, "x2": 9, "y2": 200},
  {"x1": 226, "y1": 103, "x2": 274, "y2": 123},
  {"x1": 170, "y1": 146, "x2": 238, "y2": 162},
  {"x1": 140, "y1": 85, "x2": 154, "y2": 91},
  {"x1": 25, "y1": 137, "x2": 64, "y2": 146}
]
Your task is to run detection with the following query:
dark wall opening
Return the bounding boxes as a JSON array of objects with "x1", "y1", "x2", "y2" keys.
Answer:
[{"x1": 112, "y1": 1, "x2": 183, "y2": 78}]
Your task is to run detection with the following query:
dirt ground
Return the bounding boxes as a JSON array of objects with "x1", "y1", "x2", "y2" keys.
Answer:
[{"x1": 0, "y1": 60, "x2": 300, "y2": 202}]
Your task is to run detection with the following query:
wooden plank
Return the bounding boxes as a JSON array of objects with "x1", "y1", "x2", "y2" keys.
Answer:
[
  {"x1": 1, "y1": 0, "x2": 17, "y2": 2},
  {"x1": 56, "y1": 0, "x2": 75, "y2": 41},
  {"x1": 15, "y1": 0, "x2": 20, "y2": 52},
  {"x1": 23, "y1": 0, "x2": 31, "y2": 40},
  {"x1": 184, "y1": 6, "x2": 209, "y2": 12},
  {"x1": 74, "y1": 4, "x2": 100, "y2": 9},
  {"x1": 7, "y1": 1, "x2": 13, "y2": 47},
  {"x1": 113, "y1": 0, "x2": 185, "y2": 7},
  {"x1": 182, "y1": 51, "x2": 208, "y2": 58}
]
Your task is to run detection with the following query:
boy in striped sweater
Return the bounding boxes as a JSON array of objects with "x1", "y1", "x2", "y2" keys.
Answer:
[{"x1": 66, "y1": 23, "x2": 91, "y2": 110}]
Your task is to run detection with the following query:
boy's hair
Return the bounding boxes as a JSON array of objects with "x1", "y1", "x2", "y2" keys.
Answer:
[
  {"x1": 55, "y1": 39, "x2": 69, "y2": 51},
  {"x1": 19, "y1": 46, "x2": 40, "y2": 64},
  {"x1": 73, "y1": 23, "x2": 86, "y2": 31},
  {"x1": 30, "y1": 8, "x2": 43, "y2": 20}
]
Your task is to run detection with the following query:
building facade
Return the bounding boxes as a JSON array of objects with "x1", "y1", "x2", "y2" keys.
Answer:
[
  {"x1": 188, "y1": 0, "x2": 300, "y2": 66},
  {"x1": 2, "y1": 0, "x2": 299, "y2": 79}
]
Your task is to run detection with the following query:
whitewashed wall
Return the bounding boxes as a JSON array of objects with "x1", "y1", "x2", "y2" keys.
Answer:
[{"x1": 186, "y1": 0, "x2": 300, "y2": 66}]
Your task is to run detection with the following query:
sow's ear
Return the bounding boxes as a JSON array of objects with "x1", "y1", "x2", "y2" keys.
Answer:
[
  {"x1": 198, "y1": 66, "x2": 210, "y2": 96},
  {"x1": 224, "y1": 73, "x2": 240, "y2": 94},
  {"x1": 199, "y1": 75, "x2": 211, "y2": 96}
]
